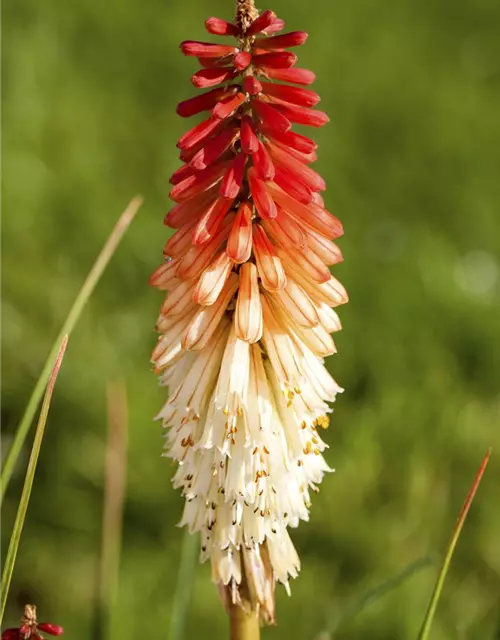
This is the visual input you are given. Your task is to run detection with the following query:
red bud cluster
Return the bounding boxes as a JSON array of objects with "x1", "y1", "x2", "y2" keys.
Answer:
[{"x1": 1, "y1": 605, "x2": 63, "y2": 640}]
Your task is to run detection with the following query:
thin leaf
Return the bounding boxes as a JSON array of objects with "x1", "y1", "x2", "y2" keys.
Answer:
[
  {"x1": 1, "y1": 196, "x2": 143, "y2": 499},
  {"x1": 322, "y1": 556, "x2": 432, "y2": 638},
  {"x1": 0, "y1": 336, "x2": 69, "y2": 625},
  {"x1": 417, "y1": 448, "x2": 491, "y2": 640},
  {"x1": 169, "y1": 531, "x2": 198, "y2": 640}
]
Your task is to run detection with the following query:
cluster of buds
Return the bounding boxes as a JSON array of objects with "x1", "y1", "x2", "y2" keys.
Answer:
[
  {"x1": 150, "y1": 0, "x2": 347, "y2": 623},
  {"x1": 1, "y1": 605, "x2": 63, "y2": 640}
]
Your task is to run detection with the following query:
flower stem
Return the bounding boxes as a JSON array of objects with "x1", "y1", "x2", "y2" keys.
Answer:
[
  {"x1": 235, "y1": 0, "x2": 258, "y2": 31},
  {"x1": 229, "y1": 604, "x2": 260, "y2": 640}
]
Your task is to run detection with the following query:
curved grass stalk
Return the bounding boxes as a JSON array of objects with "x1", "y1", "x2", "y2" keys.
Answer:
[
  {"x1": 0, "y1": 336, "x2": 68, "y2": 625},
  {"x1": 418, "y1": 448, "x2": 491, "y2": 640},
  {"x1": 1, "y1": 196, "x2": 143, "y2": 499}
]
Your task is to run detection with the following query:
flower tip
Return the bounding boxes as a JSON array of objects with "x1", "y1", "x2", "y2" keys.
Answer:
[
  {"x1": 334, "y1": 220, "x2": 344, "y2": 237},
  {"x1": 175, "y1": 102, "x2": 187, "y2": 117},
  {"x1": 263, "y1": 17, "x2": 285, "y2": 35},
  {"x1": 205, "y1": 17, "x2": 239, "y2": 37}
]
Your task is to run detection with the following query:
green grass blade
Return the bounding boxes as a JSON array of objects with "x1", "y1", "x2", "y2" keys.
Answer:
[
  {"x1": 1, "y1": 196, "x2": 143, "y2": 499},
  {"x1": 169, "y1": 531, "x2": 198, "y2": 640},
  {"x1": 322, "y1": 556, "x2": 432, "y2": 638},
  {"x1": 0, "y1": 336, "x2": 69, "y2": 625},
  {"x1": 417, "y1": 448, "x2": 491, "y2": 640}
]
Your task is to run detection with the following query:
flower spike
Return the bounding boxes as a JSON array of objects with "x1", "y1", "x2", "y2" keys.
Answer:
[
  {"x1": 1, "y1": 604, "x2": 64, "y2": 640},
  {"x1": 150, "y1": 0, "x2": 348, "y2": 626}
]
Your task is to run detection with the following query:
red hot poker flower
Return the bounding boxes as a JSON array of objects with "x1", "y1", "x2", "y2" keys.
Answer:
[
  {"x1": 151, "y1": 0, "x2": 348, "y2": 625},
  {"x1": 1, "y1": 605, "x2": 64, "y2": 640}
]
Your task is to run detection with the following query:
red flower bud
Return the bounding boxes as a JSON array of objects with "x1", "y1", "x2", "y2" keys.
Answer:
[
  {"x1": 252, "y1": 51, "x2": 297, "y2": 69},
  {"x1": 205, "y1": 17, "x2": 240, "y2": 36},
  {"x1": 246, "y1": 10, "x2": 276, "y2": 36},
  {"x1": 259, "y1": 126, "x2": 317, "y2": 154},
  {"x1": 261, "y1": 18, "x2": 285, "y2": 35},
  {"x1": 247, "y1": 167, "x2": 277, "y2": 219},
  {"x1": 220, "y1": 153, "x2": 247, "y2": 198},
  {"x1": 180, "y1": 40, "x2": 237, "y2": 58},
  {"x1": 243, "y1": 77, "x2": 262, "y2": 95},
  {"x1": 254, "y1": 31, "x2": 308, "y2": 49},
  {"x1": 270, "y1": 101, "x2": 330, "y2": 127},
  {"x1": 176, "y1": 86, "x2": 238, "y2": 118},
  {"x1": 19, "y1": 625, "x2": 30, "y2": 639},
  {"x1": 212, "y1": 92, "x2": 246, "y2": 120},
  {"x1": 259, "y1": 82, "x2": 320, "y2": 107},
  {"x1": 37, "y1": 623, "x2": 64, "y2": 636},
  {"x1": 251, "y1": 99, "x2": 291, "y2": 133},
  {"x1": 177, "y1": 116, "x2": 222, "y2": 150},
  {"x1": 261, "y1": 66, "x2": 316, "y2": 85},
  {"x1": 191, "y1": 67, "x2": 237, "y2": 88},
  {"x1": 252, "y1": 140, "x2": 275, "y2": 181},
  {"x1": 233, "y1": 51, "x2": 252, "y2": 70},
  {"x1": 240, "y1": 116, "x2": 260, "y2": 154}
]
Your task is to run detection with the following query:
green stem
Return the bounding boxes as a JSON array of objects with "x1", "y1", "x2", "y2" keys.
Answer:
[
  {"x1": 0, "y1": 336, "x2": 68, "y2": 625},
  {"x1": 1, "y1": 196, "x2": 142, "y2": 500},
  {"x1": 417, "y1": 448, "x2": 491, "y2": 640},
  {"x1": 229, "y1": 604, "x2": 260, "y2": 640}
]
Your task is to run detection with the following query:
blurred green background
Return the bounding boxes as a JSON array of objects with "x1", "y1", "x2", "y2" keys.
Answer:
[{"x1": 2, "y1": 0, "x2": 500, "y2": 637}]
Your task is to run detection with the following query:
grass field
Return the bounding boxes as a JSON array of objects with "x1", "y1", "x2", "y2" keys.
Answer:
[{"x1": 2, "y1": 0, "x2": 500, "y2": 637}]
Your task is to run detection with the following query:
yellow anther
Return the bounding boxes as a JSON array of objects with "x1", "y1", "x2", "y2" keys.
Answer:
[{"x1": 316, "y1": 415, "x2": 330, "y2": 429}]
